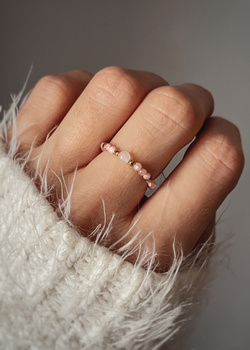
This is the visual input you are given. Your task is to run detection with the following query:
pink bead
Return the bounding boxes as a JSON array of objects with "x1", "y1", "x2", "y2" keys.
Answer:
[
  {"x1": 143, "y1": 172, "x2": 151, "y2": 180},
  {"x1": 147, "y1": 180, "x2": 156, "y2": 189},
  {"x1": 138, "y1": 169, "x2": 147, "y2": 176},
  {"x1": 101, "y1": 142, "x2": 107, "y2": 151},
  {"x1": 105, "y1": 143, "x2": 112, "y2": 151},
  {"x1": 108, "y1": 146, "x2": 116, "y2": 154},
  {"x1": 133, "y1": 163, "x2": 142, "y2": 171}
]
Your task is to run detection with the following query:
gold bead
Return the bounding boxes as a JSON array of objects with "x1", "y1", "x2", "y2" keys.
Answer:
[
  {"x1": 128, "y1": 160, "x2": 135, "y2": 166},
  {"x1": 115, "y1": 151, "x2": 120, "y2": 156}
]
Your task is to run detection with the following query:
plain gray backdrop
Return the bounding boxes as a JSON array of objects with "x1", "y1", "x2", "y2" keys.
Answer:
[{"x1": 1, "y1": 1, "x2": 249, "y2": 349}]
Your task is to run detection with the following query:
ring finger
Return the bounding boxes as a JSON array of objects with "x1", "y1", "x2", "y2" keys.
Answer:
[{"x1": 67, "y1": 83, "x2": 214, "y2": 229}]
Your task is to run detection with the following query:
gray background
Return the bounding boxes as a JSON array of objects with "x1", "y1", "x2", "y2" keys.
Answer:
[{"x1": 0, "y1": 1, "x2": 249, "y2": 349}]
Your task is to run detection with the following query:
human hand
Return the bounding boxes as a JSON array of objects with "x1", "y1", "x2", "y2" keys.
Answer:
[{"x1": 8, "y1": 67, "x2": 244, "y2": 272}]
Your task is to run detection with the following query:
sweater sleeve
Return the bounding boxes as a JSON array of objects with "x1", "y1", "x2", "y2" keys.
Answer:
[{"x1": 0, "y1": 96, "x2": 213, "y2": 350}]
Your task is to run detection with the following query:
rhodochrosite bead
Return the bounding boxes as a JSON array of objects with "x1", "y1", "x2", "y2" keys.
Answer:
[
  {"x1": 133, "y1": 162, "x2": 142, "y2": 171},
  {"x1": 138, "y1": 169, "x2": 147, "y2": 176},
  {"x1": 146, "y1": 180, "x2": 156, "y2": 189},
  {"x1": 101, "y1": 142, "x2": 107, "y2": 151},
  {"x1": 108, "y1": 146, "x2": 116, "y2": 154},
  {"x1": 143, "y1": 173, "x2": 151, "y2": 180}
]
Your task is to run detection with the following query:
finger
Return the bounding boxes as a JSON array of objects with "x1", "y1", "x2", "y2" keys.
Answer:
[
  {"x1": 66, "y1": 83, "x2": 214, "y2": 230},
  {"x1": 33, "y1": 66, "x2": 168, "y2": 174},
  {"x1": 111, "y1": 83, "x2": 214, "y2": 179},
  {"x1": 132, "y1": 117, "x2": 244, "y2": 267},
  {"x1": 194, "y1": 215, "x2": 216, "y2": 249},
  {"x1": 8, "y1": 70, "x2": 93, "y2": 151}
]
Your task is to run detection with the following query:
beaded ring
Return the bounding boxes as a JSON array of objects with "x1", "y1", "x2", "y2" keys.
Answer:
[{"x1": 100, "y1": 142, "x2": 156, "y2": 189}]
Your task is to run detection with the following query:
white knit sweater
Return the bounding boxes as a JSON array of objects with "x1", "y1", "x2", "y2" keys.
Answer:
[{"x1": 0, "y1": 93, "x2": 213, "y2": 350}]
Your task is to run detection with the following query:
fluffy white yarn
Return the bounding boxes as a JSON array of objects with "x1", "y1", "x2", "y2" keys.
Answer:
[{"x1": 0, "y1": 89, "x2": 214, "y2": 350}]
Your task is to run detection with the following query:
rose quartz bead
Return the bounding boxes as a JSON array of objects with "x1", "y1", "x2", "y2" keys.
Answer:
[
  {"x1": 133, "y1": 163, "x2": 142, "y2": 171},
  {"x1": 118, "y1": 150, "x2": 131, "y2": 164},
  {"x1": 143, "y1": 173, "x2": 151, "y2": 180},
  {"x1": 146, "y1": 179, "x2": 156, "y2": 189},
  {"x1": 138, "y1": 169, "x2": 147, "y2": 176}
]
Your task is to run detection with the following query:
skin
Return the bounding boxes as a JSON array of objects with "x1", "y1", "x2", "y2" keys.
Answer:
[{"x1": 8, "y1": 67, "x2": 245, "y2": 272}]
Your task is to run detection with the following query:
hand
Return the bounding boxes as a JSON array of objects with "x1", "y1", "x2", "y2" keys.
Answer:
[{"x1": 8, "y1": 67, "x2": 244, "y2": 272}]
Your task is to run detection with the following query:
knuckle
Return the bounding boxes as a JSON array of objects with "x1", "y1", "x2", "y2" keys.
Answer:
[
  {"x1": 72, "y1": 69, "x2": 93, "y2": 80},
  {"x1": 200, "y1": 131, "x2": 244, "y2": 185},
  {"x1": 146, "y1": 86, "x2": 197, "y2": 137},
  {"x1": 93, "y1": 66, "x2": 141, "y2": 103},
  {"x1": 66, "y1": 69, "x2": 94, "y2": 85},
  {"x1": 35, "y1": 75, "x2": 70, "y2": 101}
]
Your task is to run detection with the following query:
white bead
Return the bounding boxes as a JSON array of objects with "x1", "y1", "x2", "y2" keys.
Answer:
[{"x1": 118, "y1": 151, "x2": 131, "y2": 164}]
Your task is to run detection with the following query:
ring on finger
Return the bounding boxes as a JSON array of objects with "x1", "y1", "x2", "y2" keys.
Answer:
[{"x1": 100, "y1": 142, "x2": 157, "y2": 189}]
